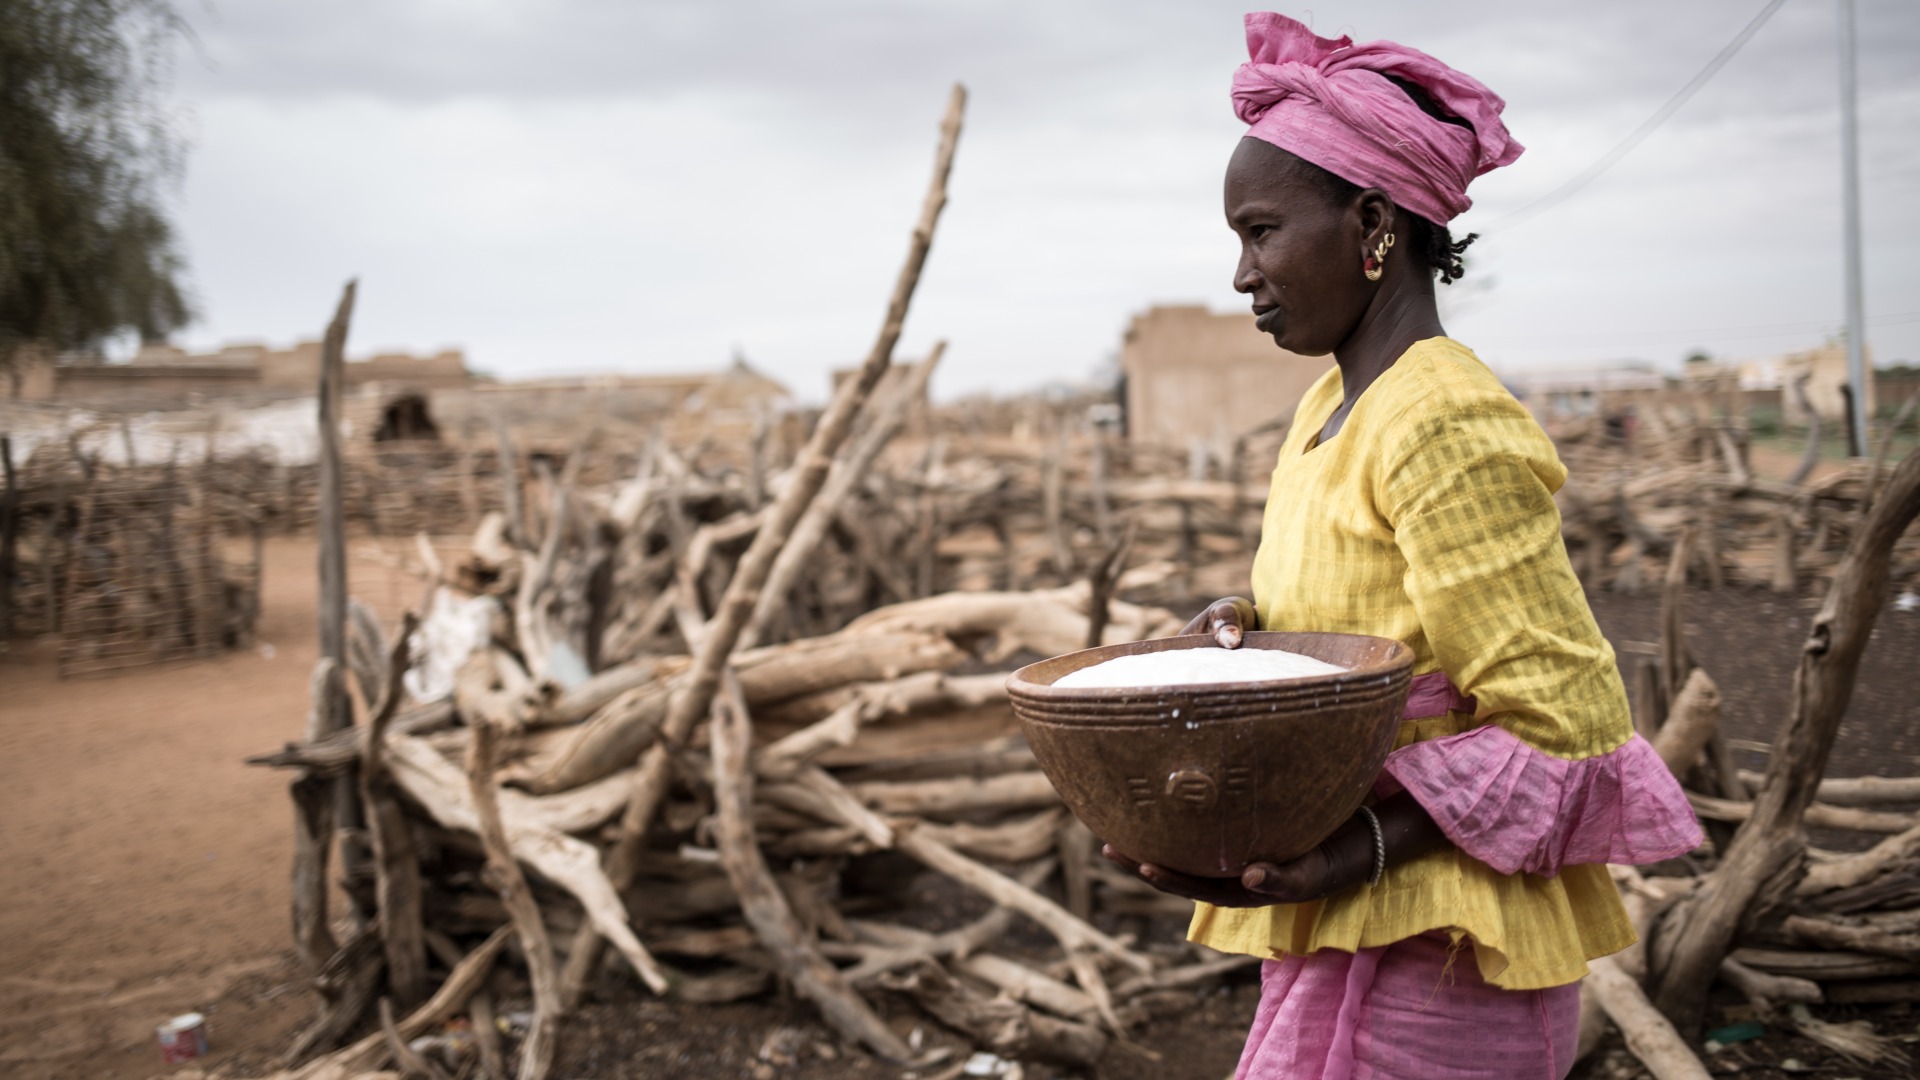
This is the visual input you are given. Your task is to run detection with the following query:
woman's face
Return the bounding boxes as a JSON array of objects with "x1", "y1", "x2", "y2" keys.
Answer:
[{"x1": 1224, "y1": 138, "x2": 1372, "y2": 356}]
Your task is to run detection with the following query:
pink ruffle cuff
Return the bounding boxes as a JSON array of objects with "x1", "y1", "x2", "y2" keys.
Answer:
[{"x1": 1381, "y1": 722, "x2": 1703, "y2": 878}]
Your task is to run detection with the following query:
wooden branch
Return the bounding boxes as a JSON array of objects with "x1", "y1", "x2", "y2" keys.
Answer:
[
  {"x1": 359, "y1": 612, "x2": 427, "y2": 1005},
  {"x1": 756, "y1": 698, "x2": 865, "y2": 780},
  {"x1": 1785, "y1": 374, "x2": 1822, "y2": 488},
  {"x1": 1731, "y1": 947, "x2": 1919, "y2": 981},
  {"x1": 1112, "y1": 954, "x2": 1259, "y2": 999},
  {"x1": 467, "y1": 721, "x2": 561, "y2": 1080},
  {"x1": 290, "y1": 772, "x2": 337, "y2": 975},
  {"x1": 1687, "y1": 792, "x2": 1914, "y2": 834},
  {"x1": 527, "y1": 627, "x2": 965, "y2": 794},
  {"x1": 1084, "y1": 517, "x2": 1136, "y2": 650},
  {"x1": 494, "y1": 419, "x2": 525, "y2": 549},
  {"x1": 292, "y1": 655, "x2": 344, "y2": 976},
  {"x1": 379, "y1": 998, "x2": 451, "y2": 1080},
  {"x1": 833, "y1": 860, "x2": 1056, "y2": 986},
  {"x1": 1042, "y1": 428, "x2": 1073, "y2": 576},
  {"x1": 895, "y1": 826, "x2": 1150, "y2": 973},
  {"x1": 1783, "y1": 914, "x2": 1920, "y2": 963},
  {"x1": 379, "y1": 734, "x2": 668, "y2": 995},
  {"x1": 285, "y1": 928, "x2": 385, "y2": 1066},
  {"x1": 1650, "y1": 668, "x2": 1719, "y2": 777},
  {"x1": 1738, "y1": 772, "x2": 1920, "y2": 808},
  {"x1": 847, "y1": 771, "x2": 1058, "y2": 817},
  {"x1": 316, "y1": 281, "x2": 355, "y2": 683},
  {"x1": 1717, "y1": 956, "x2": 1822, "y2": 1013},
  {"x1": 470, "y1": 989, "x2": 508, "y2": 1080},
  {"x1": 919, "y1": 809, "x2": 1065, "y2": 864},
  {"x1": 283, "y1": 926, "x2": 511, "y2": 1079},
  {"x1": 956, "y1": 952, "x2": 1100, "y2": 1022},
  {"x1": 1584, "y1": 958, "x2": 1712, "y2": 1080},
  {"x1": 314, "y1": 280, "x2": 364, "y2": 910},
  {"x1": 1800, "y1": 824, "x2": 1920, "y2": 896},
  {"x1": 631, "y1": 83, "x2": 967, "y2": 820},
  {"x1": 743, "y1": 341, "x2": 946, "y2": 650},
  {"x1": 253, "y1": 700, "x2": 456, "y2": 777},
  {"x1": 1658, "y1": 527, "x2": 1696, "y2": 701},
  {"x1": 877, "y1": 962, "x2": 1108, "y2": 1068},
  {"x1": 1650, "y1": 445, "x2": 1920, "y2": 1033},
  {"x1": 708, "y1": 670, "x2": 912, "y2": 1061},
  {"x1": 1865, "y1": 390, "x2": 1920, "y2": 510}
]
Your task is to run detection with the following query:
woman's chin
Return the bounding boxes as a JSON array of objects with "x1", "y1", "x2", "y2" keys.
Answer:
[{"x1": 1267, "y1": 330, "x2": 1330, "y2": 357}]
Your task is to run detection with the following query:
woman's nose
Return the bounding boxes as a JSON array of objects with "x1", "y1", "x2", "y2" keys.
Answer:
[{"x1": 1234, "y1": 254, "x2": 1261, "y2": 294}]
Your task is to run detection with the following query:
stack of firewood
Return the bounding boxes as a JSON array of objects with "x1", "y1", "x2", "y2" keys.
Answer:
[
  {"x1": 1571, "y1": 450, "x2": 1920, "y2": 1079},
  {"x1": 1552, "y1": 395, "x2": 1920, "y2": 598},
  {"x1": 243, "y1": 87, "x2": 1282, "y2": 1080}
]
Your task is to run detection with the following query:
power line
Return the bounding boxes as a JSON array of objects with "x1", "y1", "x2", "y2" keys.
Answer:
[{"x1": 1478, "y1": 0, "x2": 1789, "y2": 232}]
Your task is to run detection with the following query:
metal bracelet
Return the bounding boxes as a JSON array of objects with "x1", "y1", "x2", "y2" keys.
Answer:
[{"x1": 1356, "y1": 805, "x2": 1386, "y2": 887}]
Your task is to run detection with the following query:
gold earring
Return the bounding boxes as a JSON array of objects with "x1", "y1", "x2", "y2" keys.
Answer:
[{"x1": 1363, "y1": 233, "x2": 1396, "y2": 281}]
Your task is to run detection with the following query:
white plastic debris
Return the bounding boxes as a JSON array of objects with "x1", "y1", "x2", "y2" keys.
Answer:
[
  {"x1": 963, "y1": 1051, "x2": 1017, "y2": 1076},
  {"x1": 404, "y1": 588, "x2": 497, "y2": 703}
]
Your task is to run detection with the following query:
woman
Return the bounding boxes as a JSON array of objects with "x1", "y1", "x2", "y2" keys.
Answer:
[{"x1": 1101, "y1": 14, "x2": 1702, "y2": 1079}]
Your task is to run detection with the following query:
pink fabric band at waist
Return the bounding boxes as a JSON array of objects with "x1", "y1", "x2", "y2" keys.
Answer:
[{"x1": 1405, "y1": 670, "x2": 1476, "y2": 720}]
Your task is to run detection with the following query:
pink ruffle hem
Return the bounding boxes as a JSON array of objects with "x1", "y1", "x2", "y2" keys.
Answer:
[{"x1": 1380, "y1": 721, "x2": 1703, "y2": 878}]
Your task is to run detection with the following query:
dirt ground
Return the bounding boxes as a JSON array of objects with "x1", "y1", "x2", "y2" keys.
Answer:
[
  {"x1": 2, "y1": 534, "x2": 1917, "y2": 1079},
  {"x1": 0, "y1": 536, "x2": 427, "y2": 1080}
]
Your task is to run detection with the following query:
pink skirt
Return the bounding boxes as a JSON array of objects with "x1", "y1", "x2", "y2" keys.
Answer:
[{"x1": 1234, "y1": 933, "x2": 1579, "y2": 1080}]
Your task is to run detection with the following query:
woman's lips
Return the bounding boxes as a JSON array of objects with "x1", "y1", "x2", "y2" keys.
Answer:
[{"x1": 1254, "y1": 306, "x2": 1282, "y2": 334}]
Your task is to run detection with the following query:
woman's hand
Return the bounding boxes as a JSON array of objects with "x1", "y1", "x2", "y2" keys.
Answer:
[
  {"x1": 1180, "y1": 597, "x2": 1258, "y2": 648},
  {"x1": 1101, "y1": 842, "x2": 1350, "y2": 907},
  {"x1": 1099, "y1": 793, "x2": 1451, "y2": 908}
]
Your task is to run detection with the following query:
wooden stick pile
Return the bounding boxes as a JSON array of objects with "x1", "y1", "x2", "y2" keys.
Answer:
[
  {"x1": 242, "y1": 86, "x2": 1277, "y2": 1080},
  {"x1": 1575, "y1": 446, "x2": 1920, "y2": 1079},
  {"x1": 1553, "y1": 399, "x2": 1920, "y2": 598}
]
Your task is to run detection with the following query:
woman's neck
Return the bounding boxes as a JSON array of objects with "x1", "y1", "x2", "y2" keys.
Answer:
[
  {"x1": 1336, "y1": 272, "x2": 1443, "y2": 399},
  {"x1": 1314, "y1": 276, "x2": 1444, "y2": 444},
  {"x1": 1332, "y1": 278, "x2": 1445, "y2": 402}
]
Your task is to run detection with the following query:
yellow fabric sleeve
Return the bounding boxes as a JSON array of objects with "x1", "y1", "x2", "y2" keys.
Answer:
[{"x1": 1373, "y1": 371, "x2": 1634, "y2": 761}]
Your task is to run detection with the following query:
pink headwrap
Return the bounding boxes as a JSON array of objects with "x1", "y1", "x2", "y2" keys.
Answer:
[{"x1": 1232, "y1": 12, "x2": 1523, "y2": 224}]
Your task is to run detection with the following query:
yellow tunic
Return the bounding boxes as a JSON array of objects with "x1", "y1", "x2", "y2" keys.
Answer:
[{"x1": 1186, "y1": 337, "x2": 1636, "y2": 990}]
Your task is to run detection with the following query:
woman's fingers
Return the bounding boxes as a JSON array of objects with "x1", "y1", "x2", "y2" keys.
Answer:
[
  {"x1": 1100, "y1": 843, "x2": 1143, "y2": 874},
  {"x1": 1180, "y1": 597, "x2": 1256, "y2": 648},
  {"x1": 1239, "y1": 848, "x2": 1337, "y2": 903},
  {"x1": 1103, "y1": 845, "x2": 1269, "y2": 906}
]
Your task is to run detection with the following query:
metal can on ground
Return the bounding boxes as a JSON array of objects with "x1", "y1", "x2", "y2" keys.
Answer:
[{"x1": 156, "y1": 1013, "x2": 208, "y2": 1064}]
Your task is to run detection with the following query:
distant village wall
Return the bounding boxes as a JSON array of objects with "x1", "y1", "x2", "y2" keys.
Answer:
[
  {"x1": 1120, "y1": 305, "x2": 1331, "y2": 446},
  {"x1": 16, "y1": 340, "x2": 473, "y2": 410}
]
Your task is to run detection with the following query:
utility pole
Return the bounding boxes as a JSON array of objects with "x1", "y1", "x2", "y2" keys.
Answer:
[{"x1": 1838, "y1": 0, "x2": 1869, "y2": 456}]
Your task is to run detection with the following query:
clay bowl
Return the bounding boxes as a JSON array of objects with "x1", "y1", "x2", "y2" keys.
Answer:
[{"x1": 1007, "y1": 631, "x2": 1413, "y2": 878}]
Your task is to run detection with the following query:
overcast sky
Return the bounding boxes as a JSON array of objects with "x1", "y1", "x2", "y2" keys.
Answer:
[{"x1": 160, "y1": 0, "x2": 1920, "y2": 401}]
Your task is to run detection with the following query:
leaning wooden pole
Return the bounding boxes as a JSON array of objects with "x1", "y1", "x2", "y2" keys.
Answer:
[
  {"x1": 740, "y1": 339, "x2": 947, "y2": 650},
  {"x1": 318, "y1": 280, "x2": 356, "y2": 678},
  {"x1": 558, "y1": 83, "x2": 967, "y2": 1003},
  {"x1": 1649, "y1": 445, "x2": 1920, "y2": 1034}
]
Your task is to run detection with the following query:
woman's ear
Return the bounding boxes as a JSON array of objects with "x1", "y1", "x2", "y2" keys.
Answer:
[{"x1": 1356, "y1": 188, "x2": 1395, "y2": 248}]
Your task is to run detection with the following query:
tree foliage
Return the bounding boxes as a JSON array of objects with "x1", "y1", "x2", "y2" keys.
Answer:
[{"x1": 0, "y1": 0, "x2": 192, "y2": 375}]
